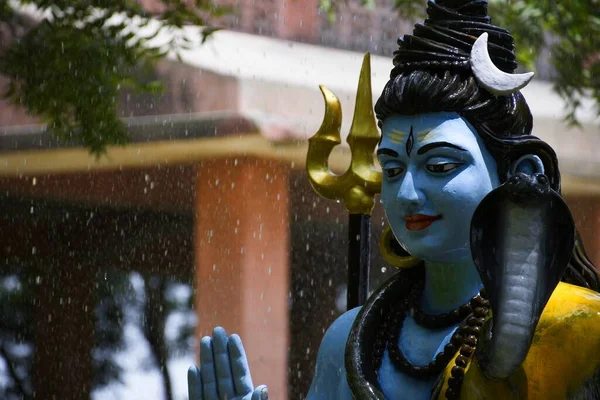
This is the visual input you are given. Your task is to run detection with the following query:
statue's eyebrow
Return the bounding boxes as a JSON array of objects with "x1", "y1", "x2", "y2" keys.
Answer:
[
  {"x1": 376, "y1": 148, "x2": 399, "y2": 157},
  {"x1": 417, "y1": 142, "x2": 467, "y2": 155}
]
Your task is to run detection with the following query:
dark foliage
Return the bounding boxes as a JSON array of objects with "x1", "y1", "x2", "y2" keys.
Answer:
[{"x1": 0, "y1": 1, "x2": 229, "y2": 155}]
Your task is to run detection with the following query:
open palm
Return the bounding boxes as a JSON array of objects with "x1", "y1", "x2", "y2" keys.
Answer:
[{"x1": 188, "y1": 327, "x2": 268, "y2": 400}]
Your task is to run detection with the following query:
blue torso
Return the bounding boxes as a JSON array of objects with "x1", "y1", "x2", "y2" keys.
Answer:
[{"x1": 307, "y1": 307, "x2": 457, "y2": 400}]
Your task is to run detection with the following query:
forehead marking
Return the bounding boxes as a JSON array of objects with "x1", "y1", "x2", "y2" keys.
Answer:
[
  {"x1": 417, "y1": 129, "x2": 431, "y2": 139},
  {"x1": 406, "y1": 126, "x2": 414, "y2": 156},
  {"x1": 416, "y1": 129, "x2": 440, "y2": 144},
  {"x1": 388, "y1": 129, "x2": 406, "y2": 144},
  {"x1": 420, "y1": 130, "x2": 438, "y2": 143},
  {"x1": 417, "y1": 129, "x2": 438, "y2": 142}
]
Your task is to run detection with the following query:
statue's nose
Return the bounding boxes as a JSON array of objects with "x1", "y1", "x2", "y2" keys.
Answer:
[{"x1": 396, "y1": 172, "x2": 425, "y2": 211}]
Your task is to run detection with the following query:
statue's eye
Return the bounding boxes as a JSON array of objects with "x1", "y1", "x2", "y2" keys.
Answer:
[
  {"x1": 426, "y1": 163, "x2": 462, "y2": 174},
  {"x1": 385, "y1": 167, "x2": 404, "y2": 178}
]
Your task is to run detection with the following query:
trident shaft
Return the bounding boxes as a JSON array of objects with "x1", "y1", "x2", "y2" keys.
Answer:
[{"x1": 306, "y1": 53, "x2": 382, "y2": 310}]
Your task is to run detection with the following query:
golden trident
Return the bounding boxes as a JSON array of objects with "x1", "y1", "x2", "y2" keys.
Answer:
[
  {"x1": 306, "y1": 53, "x2": 382, "y2": 215},
  {"x1": 305, "y1": 53, "x2": 382, "y2": 309}
]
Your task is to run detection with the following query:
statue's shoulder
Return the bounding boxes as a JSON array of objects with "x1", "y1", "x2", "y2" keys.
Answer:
[
  {"x1": 436, "y1": 284, "x2": 600, "y2": 400},
  {"x1": 317, "y1": 307, "x2": 362, "y2": 362},
  {"x1": 542, "y1": 281, "x2": 600, "y2": 321},
  {"x1": 307, "y1": 307, "x2": 361, "y2": 399},
  {"x1": 532, "y1": 281, "x2": 600, "y2": 362},
  {"x1": 519, "y1": 282, "x2": 600, "y2": 399},
  {"x1": 533, "y1": 281, "x2": 600, "y2": 360}
]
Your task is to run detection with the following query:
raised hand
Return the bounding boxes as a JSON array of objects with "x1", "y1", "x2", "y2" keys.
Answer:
[{"x1": 188, "y1": 327, "x2": 268, "y2": 400}]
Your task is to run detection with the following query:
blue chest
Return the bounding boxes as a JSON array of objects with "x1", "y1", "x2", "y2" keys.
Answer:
[{"x1": 377, "y1": 315, "x2": 457, "y2": 399}]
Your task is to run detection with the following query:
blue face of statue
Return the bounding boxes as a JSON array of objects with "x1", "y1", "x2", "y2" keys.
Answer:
[{"x1": 378, "y1": 112, "x2": 500, "y2": 262}]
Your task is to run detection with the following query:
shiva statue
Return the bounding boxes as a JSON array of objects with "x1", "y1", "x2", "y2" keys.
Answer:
[{"x1": 188, "y1": 1, "x2": 600, "y2": 399}]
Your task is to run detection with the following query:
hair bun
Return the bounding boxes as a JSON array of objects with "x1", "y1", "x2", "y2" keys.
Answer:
[
  {"x1": 392, "y1": 0, "x2": 517, "y2": 77},
  {"x1": 427, "y1": 0, "x2": 491, "y2": 23}
]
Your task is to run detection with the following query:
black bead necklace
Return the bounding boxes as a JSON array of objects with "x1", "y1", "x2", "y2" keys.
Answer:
[
  {"x1": 382, "y1": 278, "x2": 489, "y2": 380},
  {"x1": 444, "y1": 290, "x2": 489, "y2": 400},
  {"x1": 412, "y1": 294, "x2": 478, "y2": 329}
]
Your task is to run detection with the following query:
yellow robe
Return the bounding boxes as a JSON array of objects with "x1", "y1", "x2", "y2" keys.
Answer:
[{"x1": 435, "y1": 282, "x2": 600, "y2": 399}]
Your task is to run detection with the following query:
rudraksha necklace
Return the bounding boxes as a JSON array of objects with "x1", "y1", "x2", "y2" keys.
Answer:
[{"x1": 376, "y1": 277, "x2": 490, "y2": 385}]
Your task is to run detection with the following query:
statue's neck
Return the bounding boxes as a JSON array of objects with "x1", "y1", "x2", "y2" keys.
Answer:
[{"x1": 421, "y1": 258, "x2": 483, "y2": 314}]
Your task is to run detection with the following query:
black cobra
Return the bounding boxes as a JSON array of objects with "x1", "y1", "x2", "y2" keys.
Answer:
[{"x1": 471, "y1": 173, "x2": 575, "y2": 379}]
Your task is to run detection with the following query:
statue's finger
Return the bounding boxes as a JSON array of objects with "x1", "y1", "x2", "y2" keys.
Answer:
[
  {"x1": 212, "y1": 327, "x2": 236, "y2": 399},
  {"x1": 228, "y1": 334, "x2": 254, "y2": 395},
  {"x1": 251, "y1": 385, "x2": 269, "y2": 400},
  {"x1": 187, "y1": 366, "x2": 203, "y2": 400},
  {"x1": 200, "y1": 336, "x2": 219, "y2": 399}
]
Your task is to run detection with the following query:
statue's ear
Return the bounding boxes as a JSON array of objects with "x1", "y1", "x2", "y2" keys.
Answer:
[{"x1": 509, "y1": 154, "x2": 545, "y2": 177}]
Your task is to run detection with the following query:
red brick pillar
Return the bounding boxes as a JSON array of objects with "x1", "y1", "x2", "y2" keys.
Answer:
[
  {"x1": 195, "y1": 158, "x2": 290, "y2": 399},
  {"x1": 276, "y1": 0, "x2": 320, "y2": 43}
]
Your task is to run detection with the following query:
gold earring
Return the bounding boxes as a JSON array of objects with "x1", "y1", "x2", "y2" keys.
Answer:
[{"x1": 379, "y1": 226, "x2": 421, "y2": 269}]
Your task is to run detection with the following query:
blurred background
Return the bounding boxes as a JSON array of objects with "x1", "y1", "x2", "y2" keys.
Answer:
[{"x1": 0, "y1": 0, "x2": 599, "y2": 399}]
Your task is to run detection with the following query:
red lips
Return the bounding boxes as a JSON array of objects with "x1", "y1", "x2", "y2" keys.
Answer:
[{"x1": 404, "y1": 214, "x2": 442, "y2": 231}]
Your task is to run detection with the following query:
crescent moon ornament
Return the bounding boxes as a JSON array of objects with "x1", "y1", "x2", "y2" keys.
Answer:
[{"x1": 470, "y1": 32, "x2": 534, "y2": 95}]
